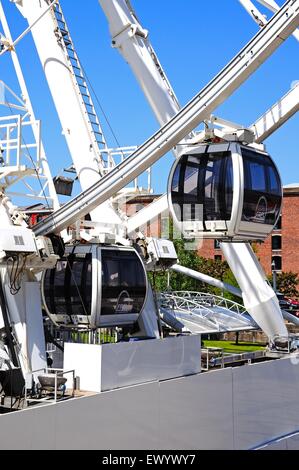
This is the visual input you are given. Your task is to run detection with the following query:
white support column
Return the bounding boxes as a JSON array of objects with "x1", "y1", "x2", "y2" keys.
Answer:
[
  {"x1": 13, "y1": 0, "x2": 122, "y2": 229},
  {"x1": 240, "y1": 0, "x2": 299, "y2": 41},
  {"x1": 171, "y1": 263, "x2": 242, "y2": 298},
  {"x1": 221, "y1": 242, "x2": 288, "y2": 341},
  {"x1": 99, "y1": 0, "x2": 181, "y2": 128}
]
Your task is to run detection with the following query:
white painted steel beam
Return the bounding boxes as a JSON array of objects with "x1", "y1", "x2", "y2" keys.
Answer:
[
  {"x1": 126, "y1": 194, "x2": 168, "y2": 235},
  {"x1": 239, "y1": 0, "x2": 299, "y2": 41},
  {"x1": 99, "y1": 0, "x2": 181, "y2": 128},
  {"x1": 14, "y1": 0, "x2": 122, "y2": 228},
  {"x1": 0, "y1": 1, "x2": 60, "y2": 210},
  {"x1": 171, "y1": 264, "x2": 242, "y2": 298},
  {"x1": 257, "y1": 0, "x2": 299, "y2": 40},
  {"x1": 250, "y1": 82, "x2": 299, "y2": 142}
]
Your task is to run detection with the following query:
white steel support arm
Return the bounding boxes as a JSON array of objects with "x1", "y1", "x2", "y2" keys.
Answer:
[
  {"x1": 221, "y1": 242, "x2": 288, "y2": 340},
  {"x1": 102, "y1": 0, "x2": 296, "y2": 343},
  {"x1": 126, "y1": 193, "x2": 169, "y2": 235},
  {"x1": 171, "y1": 264, "x2": 242, "y2": 298},
  {"x1": 99, "y1": 0, "x2": 181, "y2": 127},
  {"x1": 34, "y1": 0, "x2": 299, "y2": 237},
  {"x1": 14, "y1": 0, "x2": 122, "y2": 229},
  {"x1": 239, "y1": 0, "x2": 268, "y2": 27},
  {"x1": 1, "y1": 0, "x2": 58, "y2": 54},
  {"x1": 257, "y1": 0, "x2": 299, "y2": 39},
  {"x1": 250, "y1": 81, "x2": 299, "y2": 142},
  {"x1": 239, "y1": 0, "x2": 299, "y2": 40}
]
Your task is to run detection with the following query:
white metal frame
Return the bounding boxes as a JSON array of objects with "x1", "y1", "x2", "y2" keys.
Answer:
[
  {"x1": 0, "y1": 1, "x2": 60, "y2": 210},
  {"x1": 3, "y1": 0, "x2": 297, "y2": 350},
  {"x1": 239, "y1": 0, "x2": 299, "y2": 41},
  {"x1": 159, "y1": 291, "x2": 255, "y2": 334},
  {"x1": 0, "y1": 114, "x2": 56, "y2": 203},
  {"x1": 250, "y1": 82, "x2": 299, "y2": 142}
]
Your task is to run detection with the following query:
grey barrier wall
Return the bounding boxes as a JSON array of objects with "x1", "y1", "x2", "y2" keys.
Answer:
[{"x1": 0, "y1": 355, "x2": 299, "y2": 449}]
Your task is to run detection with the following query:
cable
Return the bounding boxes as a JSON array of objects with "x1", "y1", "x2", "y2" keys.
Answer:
[
  {"x1": 80, "y1": 63, "x2": 124, "y2": 151},
  {"x1": 6, "y1": 254, "x2": 27, "y2": 295}
]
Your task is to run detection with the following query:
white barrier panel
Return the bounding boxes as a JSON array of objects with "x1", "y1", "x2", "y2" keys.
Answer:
[{"x1": 64, "y1": 335, "x2": 201, "y2": 392}]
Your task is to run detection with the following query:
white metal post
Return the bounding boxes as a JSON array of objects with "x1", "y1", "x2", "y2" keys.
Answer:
[
  {"x1": 13, "y1": 0, "x2": 122, "y2": 229},
  {"x1": 16, "y1": 114, "x2": 21, "y2": 168},
  {"x1": 0, "y1": 1, "x2": 60, "y2": 210}
]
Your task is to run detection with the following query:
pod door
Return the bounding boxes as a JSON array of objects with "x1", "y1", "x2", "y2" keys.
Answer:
[
  {"x1": 96, "y1": 246, "x2": 148, "y2": 328},
  {"x1": 168, "y1": 143, "x2": 235, "y2": 238},
  {"x1": 239, "y1": 146, "x2": 282, "y2": 238},
  {"x1": 42, "y1": 245, "x2": 148, "y2": 329},
  {"x1": 42, "y1": 245, "x2": 94, "y2": 328}
]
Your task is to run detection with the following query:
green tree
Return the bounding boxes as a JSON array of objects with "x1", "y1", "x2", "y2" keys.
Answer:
[
  {"x1": 149, "y1": 236, "x2": 231, "y2": 295},
  {"x1": 269, "y1": 271, "x2": 299, "y2": 298}
]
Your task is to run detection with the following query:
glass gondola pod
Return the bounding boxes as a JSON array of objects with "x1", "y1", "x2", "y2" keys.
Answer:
[{"x1": 168, "y1": 142, "x2": 282, "y2": 241}]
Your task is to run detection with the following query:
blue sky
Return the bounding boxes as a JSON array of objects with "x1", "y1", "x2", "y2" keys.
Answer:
[{"x1": 0, "y1": 0, "x2": 298, "y2": 199}]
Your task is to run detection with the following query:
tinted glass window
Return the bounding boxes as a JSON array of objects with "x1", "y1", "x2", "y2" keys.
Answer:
[
  {"x1": 241, "y1": 147, "x2": 282, "y2": 226},
  {"x1": 272, "y1": 235, "x2": 282, "y2": 250},
  {"x1": 69, "y1": 254, "x2": 92, "y2": 316},
  {"x1": 249, "y1": 162, "x2": 266, "y2": 191},
  {"x1": 44, "y1": 253, "x2": 92, "y2": 319},
  {"x1": 272, "y1": 256, "x2": 282, "y2": 271},
  {"x1": 170, "y1": 151, "x2": 233, "y2": 224},
  {"x1": 269, "y1": 166, "x2": 280, "y2": 194},
  {"x1": 274, "y1": 215, "x2": 282, "y2": 230},
  {"x1": 101, "y1": 250, "x2": 146, "y2": 316}
]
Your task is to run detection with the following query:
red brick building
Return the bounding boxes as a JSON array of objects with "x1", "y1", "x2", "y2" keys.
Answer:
[
  {"x1": 126, "y1": 184, "x2": 299, "y2": 277},
  {"x1": 254, "y1": 184, "x2": 299, "y2": 275}
]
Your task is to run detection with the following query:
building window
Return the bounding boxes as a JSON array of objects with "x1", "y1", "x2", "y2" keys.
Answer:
[
  {"x1": 274, "y1": 215, "x2": 282, "y2": 230},
  {"x1": 272, "y1": 255, "x2": 282, "y2": 271},
  {"x1": 272, "y1": 235, "x2": 282, "y2": 251},
  {"x1": 214, "y1": 255, "x2": 222, "y2": 261},
  {"x1": 214, "y1": 239, "x2": 221, "y2": 250}
]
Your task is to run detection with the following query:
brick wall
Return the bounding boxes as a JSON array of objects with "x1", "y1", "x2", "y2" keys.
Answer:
[{"x1": 253, "y1": 189, "x2": 299, "y2": 275}]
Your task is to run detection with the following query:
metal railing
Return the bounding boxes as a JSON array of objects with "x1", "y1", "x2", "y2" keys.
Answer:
[
  {"x1": 0, "y1": 115, "x2": 56, "y2": 204},
  {"x1": 159, "y1": 290, "x2": 255, "y2": 334},
  {"x1": 25, "y1": 367, "x2": 75, "y2": 404},
  {"x1": 166, "y1": 291, "x2": 247, "y2": 317}
]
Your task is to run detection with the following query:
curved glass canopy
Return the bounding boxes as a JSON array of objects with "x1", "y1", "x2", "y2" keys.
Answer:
[
  {"x1": 42, "y1": 245, "x2": 148, "y2": 328},
  {"x1": 168, "y1": 143, "x2": 282, "y2": 241}
]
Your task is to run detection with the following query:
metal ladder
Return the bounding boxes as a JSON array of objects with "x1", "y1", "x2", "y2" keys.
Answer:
[{"x1": 51, "y1": 1, "x2": 111, "y2": 175}]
